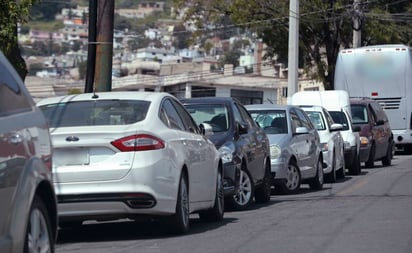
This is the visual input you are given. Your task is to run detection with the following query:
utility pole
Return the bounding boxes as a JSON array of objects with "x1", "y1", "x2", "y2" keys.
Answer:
[
  {"x1": 352, "y1": 0, "x2": 362, "y2": 48},
  {"x1": 85, "y1": 0, "x2": 97, "y2": 93},
  {"x1": 287, "y1": 0, "x2": 299, "y2": 99},
  {"x1": 94, "y1": 0, "x2": 115, "y2": 92}
]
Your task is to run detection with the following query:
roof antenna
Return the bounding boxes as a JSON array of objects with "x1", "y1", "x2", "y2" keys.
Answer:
[{"x1": 92, "y1": 87, "x2": 99, "y2": 99}]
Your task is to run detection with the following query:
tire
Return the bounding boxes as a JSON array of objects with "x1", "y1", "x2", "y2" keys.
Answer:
[
  {"x1": 309, "y1": 157, "x2": 324, "y2": 190},
  {"x1": 349, "y1": 152, "x2": 361, "y2": 175},
  {"x1": 199, "y1": 167, "x2": 224, "y2": 222},
  {"x1": 24, "y1": 195, "x2": 55, "y2": 253},
  {"x1": 381, "y1": 140, "x2": 393, "y2": 166},
  {"x1": 227, "y1": 164, "x2": 254, "y2": 211},
  {"x1": 325, "y1": 152, "x2": 337, "y2": 183},
  {"x1": 254, "y1": 160, "x2": 271, "y2": 203},
  {"x1": 169, "y1": 173, "x2": 190, "y2": 234},
  {"x1": 279, "y1": 160, "x2": 301, "y2": 194},
  {"x1": 336, "y1": 152, "x2": 346, "y2": 179},
  {"x1": 365, "y1": 143, "x2": 375, "y2": 168}
]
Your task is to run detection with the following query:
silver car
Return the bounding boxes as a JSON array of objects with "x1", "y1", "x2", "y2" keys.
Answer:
[
  {"x1": 246, "y1": 104, "x2": 324, "y2": 194},
  {"x1": 0, "y1": 51, "x2": 57, "y2": 253}
]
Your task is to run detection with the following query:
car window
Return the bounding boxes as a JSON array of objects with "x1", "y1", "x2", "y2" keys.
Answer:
[
  {"x1": 40, "y1": 100, "x2": 150, "y2": 127},
  {"x1": 351, "y1": 105, "x2": 368, "y2": 124},
  {"x1": 0, "y1": 74, "x2": 31, "y2": 117},
  {"x1": 236, "y1": 103, "x2": 255, "y2": 128},
  {"x1": 289, "y1": 109, "x2": 301, "y2": 133},
  {"x1": 329, "y1": 111, "x2": 350, "y2": 130},
  {"x1": 249, "y1": 110, "x2": 287, "y2": 134},
  {"x1": 170, "y1": 99, "x2": 199, "y2": 134},
  {"x1": 295, "y1": 108, "x2": 312, "y2": 130},
  {"x1": 306, "y1": 111, "x2": 326, "y2": 131},
  {"x1": 323, "y1": 109, "x2": 335, "y2": 127},
  {"x1": 160, "y1": 99, "x2": 186, "y2": 130},
  {"x1": 232, "y1": 103, "x2": 243, "y2": 124},
  {"x1": 184, "y1": 103, "x2": 229, "y2": 133},
  {"x1": 369, "y1": 101, "x2": 385, "y2": 122}
]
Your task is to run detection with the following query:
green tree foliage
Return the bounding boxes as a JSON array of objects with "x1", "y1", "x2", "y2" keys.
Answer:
[
  {"x1": 173, "y1": 0, "x2": 412, "y2": 90},
  {"x1": 30, "y1": 1, "x2": 72, "y2": 21},
  {"x1": 0, "y1": 0, "x2": 38, "y2": 80}
]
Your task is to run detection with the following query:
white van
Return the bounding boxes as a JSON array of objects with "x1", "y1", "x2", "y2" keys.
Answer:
[{"x1": 289, "y1": 90, "x2": 362, "y2": 175}]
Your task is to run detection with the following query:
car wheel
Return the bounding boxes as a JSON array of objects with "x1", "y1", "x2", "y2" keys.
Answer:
[
  {"x1": 279, "y1": 160, "x2": 301, "y2": 194},
  {"x1": 228, "y1": 164, "x2": 254, "y2": 211},
  {"x1": 254, "y1": 160, "x2": 271, "y2": 203},
  {"x1": 199, "y1": 167, "x2": 224, "y2": 222},
  {"x1": 365, "y1": 143, "x2": 375, "y2": 168},
  {"x1": 309, "y1": 157, "x2": 324, "y2": 190},
  {"x1": 325, "y1": 152, "x2": 337, "y2": 183},
  {"x1": 24, "y1": 195, "x2": 54, "y2": 253},
  {"x1": 169, "y1": 173, "x2": 190, "y2": 234},
  {"x1": 336, "y1": 151, "x2": 346, "y2": 179},
  {"x1": 381, "y1": 140, "x2": 393, "y2": 166}
]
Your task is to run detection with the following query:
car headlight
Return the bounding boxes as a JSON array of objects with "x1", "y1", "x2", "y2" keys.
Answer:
[
  {"x1": 320, "y1": 142, "x2": 328, "y2": 152},
  {"x1": 270, "y1": 145, "x2": 281, "y2": 159},
  {"x1": 219, "y1": 142, "x2": 235, "y2": 164},
  {"x1": 360, "y1": 136, "x2": 369, "y2": 146}
]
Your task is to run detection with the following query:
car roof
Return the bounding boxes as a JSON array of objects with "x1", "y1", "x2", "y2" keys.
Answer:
[
  {"x1": 181, "y1": 97, "x2": 238, "y2": 105},
  {"x1": 37, "y1": 91, "x2": 173, "y2": 106},
  {"x1": 245, "y1": 104, "x2": 296, "y2": 110},
  {"x1": 349, "y1": 97, "x2": 376, "y2": 105},
  {"x1": 297, "y1": 105, "x2": 326, "y2": 112}
]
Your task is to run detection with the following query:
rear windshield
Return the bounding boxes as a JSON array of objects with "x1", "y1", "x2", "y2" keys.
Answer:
[
  {"x1": 184, "y1": 104, "x2": 229, "y2": 132},
  {"x1": 329, "y1": 111, "x2": 350, "y2": 130},
  {"x1": 40, "y1": 100, "x2": 150, "y2": 127},
  {"x1": 248, "y1": 110, "x2": 288, "y2": 134}
]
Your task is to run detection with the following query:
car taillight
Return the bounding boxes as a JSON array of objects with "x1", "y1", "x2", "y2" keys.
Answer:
[{"x1": 111, "y1": 134, "x2": 165, "y2": 152}]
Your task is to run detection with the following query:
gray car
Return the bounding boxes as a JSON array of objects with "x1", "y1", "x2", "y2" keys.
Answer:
[
  {"x1": 0, "y1": 52, "x2": 57, "y2": 253},
  {"x1": 246, "y1": 104, "x2": 324, "y2": 194}
]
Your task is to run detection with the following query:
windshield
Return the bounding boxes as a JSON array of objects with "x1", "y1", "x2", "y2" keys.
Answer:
[
  {"x1": 248, "y1": 110, "x2": 288, "y2": 134},
  {"x1": 184, "y1": 104, "x2": 229, "y2": 132},
  {"x1": 40, "y1": 100, "x2": 150, "y2": 127},
  {"x1": 329, "y1": 111, "x2": 350, "y2": 130}
]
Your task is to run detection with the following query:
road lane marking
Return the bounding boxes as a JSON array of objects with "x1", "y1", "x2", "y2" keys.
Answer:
[{"x1": 337, "y1": 178, "x2": 369, "y2": 196}]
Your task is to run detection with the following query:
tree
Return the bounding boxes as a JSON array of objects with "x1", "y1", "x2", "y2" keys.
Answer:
[
  {"x1": 173, "y1": 0, "x2": 412, "y2": 90},
  {"x1": 0, "y1": 0, "x2": 38, "y2": 80}
]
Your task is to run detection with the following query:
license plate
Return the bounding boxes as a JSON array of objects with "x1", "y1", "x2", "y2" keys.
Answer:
[{"x1": 54, "y1": 148, "x2": 90, "y2": 166}]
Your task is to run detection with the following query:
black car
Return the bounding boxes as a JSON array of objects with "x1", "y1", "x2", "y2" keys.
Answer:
[{"x1": 182, "y1": 97, "x2": 271, "y2": 210}]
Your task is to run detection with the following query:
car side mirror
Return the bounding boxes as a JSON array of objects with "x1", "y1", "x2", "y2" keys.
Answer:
[
  {"x1": 236, "y1": 122, "x2": 249, "y2": 135},
  {"x1": 294, "y1": 126, "x2": 309, "y2": 135},
  {"x1": 376, "y1": 119, "x2": 385, "y2": 126},
  {"x1": 199, "y1": 123, "x2": 214, "y2": 137},
  {"x1": 330, "y1": 123, "x2": 343, "y2": 131}
]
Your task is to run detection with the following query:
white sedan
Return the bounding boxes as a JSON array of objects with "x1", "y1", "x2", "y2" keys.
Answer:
[{"x1": 37, "y1": 91, "x2": 224, "y2": 234}]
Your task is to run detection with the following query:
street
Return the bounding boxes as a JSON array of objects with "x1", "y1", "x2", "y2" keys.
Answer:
[{"x1": 56, "y1": 153, "x2": 412, "y2": 253}]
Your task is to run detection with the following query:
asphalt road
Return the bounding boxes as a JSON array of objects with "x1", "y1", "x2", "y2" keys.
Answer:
[{"x1": 56, "y1": 153, "x2": 412, "y2": 253}]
